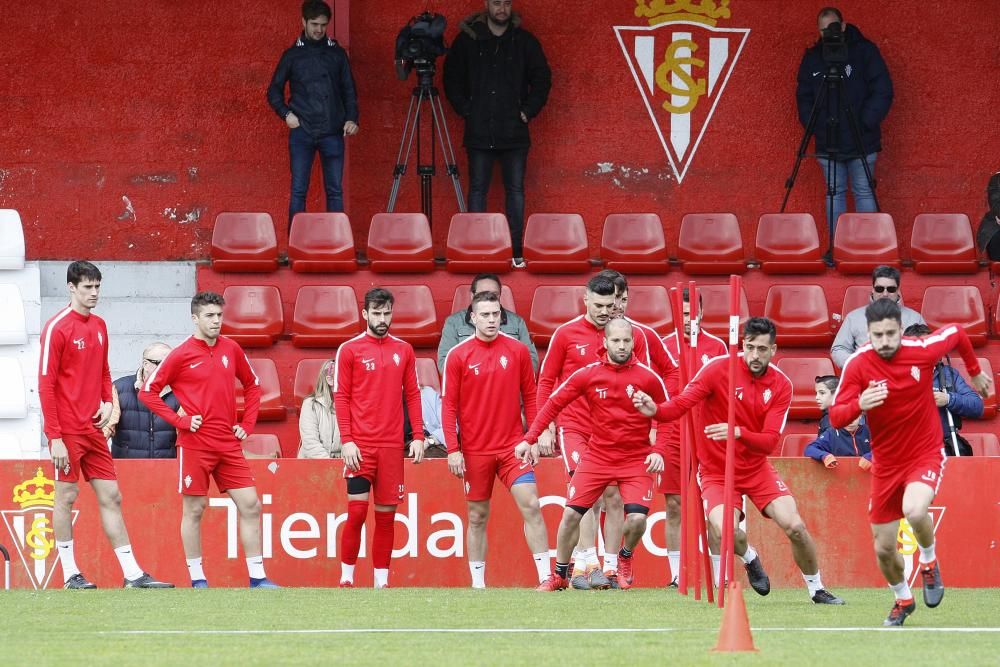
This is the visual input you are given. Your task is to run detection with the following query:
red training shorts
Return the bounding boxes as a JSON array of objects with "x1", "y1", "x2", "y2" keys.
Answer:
[
  {"x1": 558, "y1": 426, "x2": 589, "y2": 477},
  {"x1": 656, "y1": 437, "x2": 682, "y2": 495},
  {"x1": 868, "y1": 450, "x2": 946, "y2": 524},
  {"x1": 178, "y1": 446, "x2": 255, "y2": 496},
  {"x1": 344, "y1": 445, "x2": 406, "y2": 506},
  {"x1": 55, "y1": 431, "x2": 117, "y2": 484},
  {"x1": 462, "y1": 450, "x2": 534, "y2": 502},
  {"x1": 701, "y1": 464, "x2": 792, "y2": 521},
  {"x1": 567, "y1": 456, "x2": 654, "y2": 511}
]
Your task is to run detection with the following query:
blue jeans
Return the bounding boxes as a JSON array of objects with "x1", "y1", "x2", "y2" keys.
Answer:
[
  {"x1": 466, "y1": 148, "x2": 528, "y2": 258},
  {"x1": 289, "y1": 128, "x2": 344, "y2": 226},
  {"x1": 816, "y1": 152, "x2": 877, "y2": 236}
]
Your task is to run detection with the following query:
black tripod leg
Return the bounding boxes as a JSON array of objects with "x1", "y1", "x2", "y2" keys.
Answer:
[
  {"x1": 388, "y1": 89, "x2": 424, "y2": 212},
  {"x1": 429, "y1": 92, "x2": 467, "y2": 212},
  {"x1": 781, "y1": 84, "x2": 827, "y2": 213}
]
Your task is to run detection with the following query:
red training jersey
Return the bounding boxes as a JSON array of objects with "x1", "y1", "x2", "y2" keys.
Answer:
[
  {"x1": 141, "y1": 335, "x2": 261, "y2": 452},
  {"x1": 333, "y1": 333, "x2": 423, "y2": 448},
  {"x1": 441, "y1": 333, "x2": 538, "y2": 455},
  {"x1": 39, "y1": 306, "x2": 113, "y2": 440},
  {"x1": 829, "y1": 324, "x2": 980, "y2": 472}
]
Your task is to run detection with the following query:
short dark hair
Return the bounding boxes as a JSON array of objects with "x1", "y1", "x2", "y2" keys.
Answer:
[
  {"x1": 865, "y1": 298, "x2": 901, "y2": 325},
  {"x1": 814, "y1": 375, "x2": 839, "y2": 392},
  {"x1": 67, "y1": 261, "x2": 101, "y2": 286},
  {"x1": 743, "y1": 317, "x2": 777, "y2": 343},
  {"x1": 871, "y1": 265, "x2": 900, "y2": 286},
  {"x1": 681, "y1": 287, "x2": 704, "y2": 309},
  {"x1": 470, "y1": 273, "x2": 501, "y2": 294},
  {"x1": 191, "y1": 291, "x2": 225, "y2": 315},
  {"x1": 586, "y1": 275, "x2": 617, "y2": 297},
  {"x1": 817, "y1": 7, "x2": 843, "y2": 22},
  {"x1": 904, "y1": 323, "x2": 932, "y2": 337},
  {"x1": 302, "y1": 0, "x2": 331, "y2": 21},
  {"x1": 596, "y1": 269, "x2": 628, "y2": 295},
  {"x1": 364, "y1": 287, "x2": 394, "y2": 311},
  {"x1": 471, "y1": 290, "x2": 500, "y2": 310}
]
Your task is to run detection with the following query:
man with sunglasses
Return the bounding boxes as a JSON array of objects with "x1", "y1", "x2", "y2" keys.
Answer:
[
  {"x1": 831, "y1": 265, "x2": 924, "y2": 368},
  {"x1": 112, "y1": 343, "x2": 180, "y2": 459}
]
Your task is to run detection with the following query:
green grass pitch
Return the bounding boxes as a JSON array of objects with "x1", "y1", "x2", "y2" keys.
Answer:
[{"x1": 5, "y1": 587, "x2": 999, "y2": 665}]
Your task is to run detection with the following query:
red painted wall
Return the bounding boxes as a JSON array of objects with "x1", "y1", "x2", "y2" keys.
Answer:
[{"x1": 1, "y1": 1, "x2": 997, "y2": 260}]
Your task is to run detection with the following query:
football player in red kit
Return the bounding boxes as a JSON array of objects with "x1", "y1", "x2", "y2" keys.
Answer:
[
  {"x1": 442, "y1": 291, "x2": 549, "y2": 587},
  {"x1": 141, "y1": 291, "x2": 277, "y2": 588},
  {"x1": 633, "y1": 317, "x2": 843, "y2": 605},
  {"x1": 334, "y1": 288, "x2": 424, "y2": 588},
  {"x1": 40, "y1": 261, "x2": 172, "y2": 589},
  {"x1": 830, "y1": 299, "x2": 991, "y2": 626}
]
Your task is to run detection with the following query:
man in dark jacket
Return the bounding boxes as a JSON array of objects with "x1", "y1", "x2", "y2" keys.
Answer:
[
  {"x1": 796, "y1": 7, "x2": 892, "y2": 240},
  {"x1": 444, "y1": 0, "x2": 551, "y2": 266},
  {"x1": 267, "y1": 0, "x2": 359, "y2": 228},
  {"x1": 112, "y1": 343, "x2": 180, "y2": 459}
]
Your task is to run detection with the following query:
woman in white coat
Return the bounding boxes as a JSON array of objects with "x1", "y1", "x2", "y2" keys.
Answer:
[{"x1": 298, "y1": 360, "x2": 342, "y2": 458}]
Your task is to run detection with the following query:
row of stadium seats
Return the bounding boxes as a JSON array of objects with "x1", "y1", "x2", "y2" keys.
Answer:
[
  {"x1": 780, "y1": 432, "x2": 1000, "y2": 457},
  {"x1": 210, "y1": 210, "x2": 984, "y2": 275}
]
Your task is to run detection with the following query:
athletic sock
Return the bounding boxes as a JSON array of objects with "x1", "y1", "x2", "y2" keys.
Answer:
[
  {"x1": 570, "y1": 547, "x2": 584, "y2": 576},
  {"x1": 618, "y1": 546, "x2": 633, "y2": 560},
  {"x1": 582, "y1": 547, "x2": 599, "y2": 570},
  {"x1": 372, "y1": 509, "x2": 395, "y2": 571},
  {"x1": 890, "y1": 580, "x2": 912, "y2": 601},
  {"x1": 918, "y1": 542, "x2": 936, "y2": 565},
  {"x1": 186, "y1": 557, "x2": 206, "y2": 582},
  {"x1": 373, "y1": 568, "x2": 389, "y2": 588},
  {"x1": 340, "y1": 500, "x2": 368, "y2": 569},
  {"x1": 667, "y1": 550, "x2": 680, "y2": 581},
  {"x1": 56, "y1": 540, "x2": 80, "y2": 582},
  {"x1": 469, "y1": 561, "x2": 486, "y2": 589},
  {"x1": 340, "y1": 563, "x2": 355, "y2": 583},
  {"x1": 739, "y1": 545, "x2": 758, "y2": 565},
  {"x1": 246, "y1": 555, "x2": 266, "y2": 580},
  {"x1": 114, "y1": 544, "x2": 144, "y2": 581},
  {"x1": 532, "y1": 552, "x2": 551, "y2": 583},
  {"x1": 802, "y1": 571, "x2": 824, "y2": 596},
  {"x1": 554, "y1": 561, "x2": 570, "y2": 579},
  {"x1": 711, "y1": 554, "x2": 721, "y2": 587}
]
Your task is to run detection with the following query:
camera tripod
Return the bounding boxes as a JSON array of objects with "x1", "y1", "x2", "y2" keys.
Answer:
[
  {"x1": 387, "y1": 67, "x2": 466, "y2": 225},
  {"x1": 781, "y1": 63, "x2": 880, "y2": 258}
]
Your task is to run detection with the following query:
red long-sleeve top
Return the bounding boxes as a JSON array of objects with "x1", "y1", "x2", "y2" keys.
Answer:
[
  {"x1": 441, "y1": 333, "x2": 538, "y2": 455},
  {"x1": 140, "y1": 335, "x2": 260, "y2": 451},
  {"x1": 333, "y1": 333, "x2": 422, "y2": 448},
  {"x1": 661, "y1": 330, "x2": 728, "y2": 446}
]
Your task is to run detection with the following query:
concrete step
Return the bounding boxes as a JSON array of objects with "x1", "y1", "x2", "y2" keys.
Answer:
[{"x1": 38, "y1": 261, "x2": 197, "y2": 299}]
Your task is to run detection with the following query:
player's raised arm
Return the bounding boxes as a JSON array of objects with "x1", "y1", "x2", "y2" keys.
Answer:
[
  {"x1": 920, "y1": 323, "x2": 992, "y2": 397},
  {"x1": 523, "y1": 365, "x2": 591, "y2": 444}
]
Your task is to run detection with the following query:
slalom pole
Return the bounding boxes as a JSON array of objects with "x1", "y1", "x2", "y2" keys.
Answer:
[
  {"x1": 686, "y1": 280, "x2": 702, "y2": 600},
  {"x1": 0, "y1": 544, "x2": 9, "y2": 590},
  {"x1": 669, "y1": 283, "x2": 691, "y2": 595},
  {"x1": 719, "y1": 274, "x2": 741, "y2": 608}
]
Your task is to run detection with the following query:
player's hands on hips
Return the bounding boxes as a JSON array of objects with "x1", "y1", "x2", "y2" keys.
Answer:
[
  {"x1": 92, "y1": 401, "x2": 113, "y2": 429},
  {"x1": 537, "y1": 427, "x2": 555, "y2": 456},
  {"x1": 971, "y1": 371, "x2": 993, "y2": 399},
  {"x1": 632, "y1": 390, "x2": 657, "y2": 417},
  {"x1": 447, "y1": 451, "x2": 465, "y2": 478},
  {"x1": 188, "y1": 415, "x2": 204, "y2": 432},
  {"x1": 50, "y1": 438, "x2": 69, "y2": 473},
  {"x1": 933, "y1": 390, "x2": 949, "y2": 407},
  {"x1": 232, "y1": 424, "x2": 248, "y2": 441},
  {"x1": 822, "y1": 453, "x2": 838, "y2": 468},
  {"x1": 343, "y1": 121, "x2": 359, "y2": 136},
  {"x1": 859, "y1": 380, "x2": 888, "y2": 410},
  {"x1": 858, "y1": 457, "x2": 873, "y2": 472},
  {"x1": 645, "y1": 452, "x2": 664, "y2": 473},
  {"x1": 409, "y1": 439, "x2": 426, "y2": 464},
  {"x1": 341, "y1": 441, "x2": 362, "y2": 471},
  {"x1": 285, "y1": 112, "x2": 300, "y2": 129},
  {"x1": 704, "y1": 423, "x2": 740, "y2": 441}
]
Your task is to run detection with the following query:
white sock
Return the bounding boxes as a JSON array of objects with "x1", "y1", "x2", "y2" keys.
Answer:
[
  {"x1": 341, "y1": 562, "x2": 355, "y2": 583},
  {"x1": 56, "y1": 540, "x2": 80, "y2": 582},
  {"x1": 374, "y1": 568, "x2": 389, "y2": 588},
  {"x1": 711, "y1": 554, "x2": 721, "y2": 587},
  {"x1": 246, "y1": 555, "x2": 266, "y2": 580},
  {"x1": 740, "y1": 545, "x2": 758, "y2": 565},
  {"x1": 186, "y1": 557, "x2": 206, "y2": 581},
  {"x1": 667, "y1": 550, "x2": 680, "y2": 581},
  {"x1": 918, "y1": 542, "x2": 936, "y2": 564},
  {"x1": 469, "y1": 561, "x2": 486, "y2": 588},
  {"x1": 603, "y1": 552, "x2": 618, "y2": 572},
  {"x1": 802, "y1": 571, "x2": 824, "y2": 596},
  {"x1": 890, "y1": 580, "x2": 912, "y2": 600},
  {"x1": 582, "y1": 547, "x2": 599, "y2": 569},
  {"x1": 114, "y1": 545, "x2": 144, "y2": 581},
  {"x1": 532, "y1": 552, "x2": 551, "y2": 583}
]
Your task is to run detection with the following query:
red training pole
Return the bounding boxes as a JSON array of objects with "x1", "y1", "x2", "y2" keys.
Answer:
[
  {"x1": 668, "y1": 284, "x2": 691, "y2": 595},
  {"x1": 719, "y1": 274, "x2": 741, "y2": 608},
  {"x1": 686, "y1": 280, "x2": 702, "y2": 600}
]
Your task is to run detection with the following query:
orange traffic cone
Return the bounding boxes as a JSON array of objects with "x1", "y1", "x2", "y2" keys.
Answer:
[{"x1": 712, "y1": 581, "x2": 758, "y2": 653}]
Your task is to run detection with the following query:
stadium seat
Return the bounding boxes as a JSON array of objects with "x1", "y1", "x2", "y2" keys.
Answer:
[
  {"x1": 695, "y1": 283, "x2": 749, "y2": 339},
  {"x1": 764, "y1": 285, "x2": 834, "y2": 346},
  {"x1": 242, "y1": 433, "x2": 282, "y2": 459},
  {"x1": 219, "y1": 286, "x2": 283, "y2": 347},
  {"x1": 367, "y1": 213, "x2": 434, "y2": 273},
  {"x1": 415, "y1": 357, "x2": 441, "y2": 392},
  {"x1": 754, "y1": 213, "x2": 824, "y2": 274},
  {"x1": 0, "y1": 357, "x2": 27, "y2": 419},
  {"x1": 779, "y1": 434, "x2": 814, "y2": 457},
  {"x1": 293, "y1": 358, "x2": 330, "y2": 405},
  {"x1": 0, "y1": 284, "x2": 28, "y2": 345},
  {"x1": 528, "y1": 286, "x2": 587, "y2": 346},
  {"x1": 963, "y1": 433, "x2": 1000, "y2": 457},
  {"x1": 445, "y1": 213, "x2": 512, "y2": 273},
  {"x1": 776, "y1": 357, "x2": 836, "y2": 420},
  {"x1": 626, "y1": 285, "x2": 673, "y2": 335},
  {"x1": 288, "y1": 213, "x2": 357, "y2": 273},
  {"x1": 384, "y1": 285, "x2": 440, "y2": 346},
  {"x1": 832, "y1": 213, "x2": 900, "y2": 274},
  {"x1": 839, "y1": 285, "x2": 871, "y2": 318},
  {"x1": 601, "y1": 213, "x2": 669, "y2": 274},
  {"x1": 946, "y1": 357, "x2": 996, "y2": 418},
  {"x1": 919, "y1": 286, "x2": 986, "y2": 346},
  {"x1": 522, "y1": 214, "x2": 590, "y2": 273},
  {"x1": 291, "y1": 285, "x2": 360, "y2": 348},
  {"x1": 910, "y1": 213, "x2": 978, "y2": 274},
  {"x1": 237, "y1": 358, "x2": 285, "y2": 421},
  {"x1": 677, "y1": 213, "x2": 746, "y2": 274},
  {"x1": 210, "y1": 212, "x2": 279, "y2": 272},
  {"x1": 450, "y1": 284, "x2": 517, "y2": 314},
  {"x1": 0, "y1": 209, "x2": 26, "y2": 270}
]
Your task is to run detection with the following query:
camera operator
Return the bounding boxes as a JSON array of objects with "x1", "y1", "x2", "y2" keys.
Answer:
[
  {"x1": 444, "y1": 0, "x2": 551, "y2": 268},
  {"x1": 267, "y1": 1, "x2": 359, "y2": 230},
  {"x1": 796, "y1": 7, "x2": 893, "y2": 245}
]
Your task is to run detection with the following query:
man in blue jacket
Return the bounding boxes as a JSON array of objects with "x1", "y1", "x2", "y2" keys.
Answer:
[
  {"x1": 113, "y1": 343, "x2": 180, "y2": 459},
  {"x1": 796, "y1": 7, "x2": 893, "y2": 239}
]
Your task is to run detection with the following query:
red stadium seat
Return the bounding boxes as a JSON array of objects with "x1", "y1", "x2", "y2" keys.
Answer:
[
  {"x1": 919, "y1": 286, "x2": 986, "y2": 346},
  {"x1": 445, "y1": 213, "x2": 512, "y2": 273},
  {"x1": 695, "y1": 283, "x2": 749, "y2": 339},
  {"x1": 236, "y1": 358, "x2": 285, "y2": 421},
  {"x1": 776, "y1": 357, "x2": 836, "y2": 420},
  {"x1": 450, "y1": 284, "x2": 517, "y2": 314},
  {"x1": 779, "y1": 434, "x2": 814, "y2": 457},
  {"x1": 288, "y1": 213, "x2": 357, "y2": 273},
  {"x1": 220, "y1": 286, "x2": 284, "y2": 347},
  {"x1": 945, "y1": 357, "x2": 995, "y2": 418},
  {"x1": 754, "y1": 213, "x2": 824, "y2": 274},
  {"x1": 832, "y1": 213, "x2": 900, "y2": 274},
  {"x1": 293, "y1": 358, "x2": 330, "y2": 405},
  {"x1": 963, "y1": 433, "x2": 1000, "y2": 457},
  {"x1": 601, "y1": 214, "x2": 669, "y2": 274},
  {"x1": 910, "y1": 214, "x2": 978, "y2": 274},
  {"x1": 839, "y1": 285, "x2": 871, "y2": 318},
  {"x1": 385, "y1": 285, "x2": 440, "y2": 346},
  {"x1": 528, "y1": 286, "x2": 587, "y2": 347},
  {"x1": 415, "y1": 357, "x2": 441, "y2": 392},
  {"x1": 523, "y1": 214, "x2": 590, "y2": 273},
  {"x1": 291, "y1": 286, "x2": 361, "y2": 348},
  {"x1": 677, "y1": 213, "x2": 746, "y2": 275},
  {"x1": 626, "y1": 285, "x2": 673, "y2": 335},
  {"x1": 366, "y1": 213, "x2": 434, "y2": 273},
  {"x1": 210, "y1": 212, "x2": 279, "y2": 272},
  {"x1": 242, "y1": 434, "x2": 282, "y2": 459},
  {"x1": 764, "y1": 285, "x2": 834, "y2": 346}
]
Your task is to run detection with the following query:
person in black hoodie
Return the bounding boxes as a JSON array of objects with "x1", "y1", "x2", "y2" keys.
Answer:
[
  {"x1": 267, "y1": 1, "x2": 359, "y2": 228},
  {"x1": 444, "y1": 0, "x2": 551, "y2": 267},
  {"x1": 112, "y1": 343, "x2": 181, "y2": 459},
  {"x1": 796, "y1": 7, "x2": 893, "y2": 240},
  {"x1": 975, "y1": 172, "x2": 1000, "y2": 260}
]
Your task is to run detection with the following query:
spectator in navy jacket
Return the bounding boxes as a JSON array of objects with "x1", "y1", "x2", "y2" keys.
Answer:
[
  {"x1": 113, "y1": 343, "x2": 180, "y2": 458},
  {"x1": 807, "y1": 374, "x2": 873, "y2": 470}
]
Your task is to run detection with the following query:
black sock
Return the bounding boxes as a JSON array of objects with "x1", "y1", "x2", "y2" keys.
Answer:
[
  {"x1": 619, "y1": 547, "x2": 633, "y2": 559},
  {"x1": 554, "y1": 562, "x2": 570, "y2": 579}
]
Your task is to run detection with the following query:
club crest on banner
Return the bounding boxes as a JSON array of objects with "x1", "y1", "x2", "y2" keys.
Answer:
[
  {"x1": 614, "y1": 0, "x2": 750, "y2": 182},
  {"x1": 897, "y1": 507, "x2": 945, "y2": 588}
]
